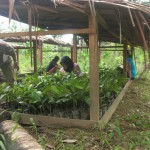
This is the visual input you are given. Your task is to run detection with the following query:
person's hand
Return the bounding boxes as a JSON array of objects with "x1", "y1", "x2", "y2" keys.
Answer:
[{"x1": 14, "y1": 61, "x2": 19, "y2": 71}]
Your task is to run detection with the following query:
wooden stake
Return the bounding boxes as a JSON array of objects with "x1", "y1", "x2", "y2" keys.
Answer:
[
  {"x1": 148, "y1": 38, "x2": 150, "y2": 68},
  {"x1": 72, "y1": 34, "x2": 77, "y2": 63},
  {"x1": 89, "y1": 15, "x2": 99, "y2": 121},
  {"x1": 123, "y1": 43, "x2": 127, "y2": 77},
  {"x1": 143, "y1": 48, "x2": 147, "y2": 70},
  {"x1": 33, "y1": 41, "x2": 37, "y2": 72}
]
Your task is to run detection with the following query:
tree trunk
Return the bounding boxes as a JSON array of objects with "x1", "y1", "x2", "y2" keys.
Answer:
[{"x1": 0, "y1": 120, "x2": 44, "y2": 150}]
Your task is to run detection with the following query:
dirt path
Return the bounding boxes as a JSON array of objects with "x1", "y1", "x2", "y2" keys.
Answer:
[{"x1": 27, "y1": 71, "x2": 150, "y2": 150}]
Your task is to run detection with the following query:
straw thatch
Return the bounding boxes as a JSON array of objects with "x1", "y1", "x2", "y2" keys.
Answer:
[{"x1": 0, "y1": 0, "x2": 149, "y2": 48}]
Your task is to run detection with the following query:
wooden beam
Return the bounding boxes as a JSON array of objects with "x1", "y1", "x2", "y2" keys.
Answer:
[
  {"x1": 18, "y1": 114, "x2": 97, "y2": 128},
  {"x1": 89, "y1": 15, "x2": 99, "y2": 121},
  {"x1": 0, "y1": 28, "x2": 92, "y2": 38},
  {"x1": 72, "y1": 35, "x2": 77, "y2": 63},
  {"x1": 134, "y1": 12, "x2": 148, "y2": 50},
  {"x1": 143, "y1": 48, "x2": 147, "y2": 70}
]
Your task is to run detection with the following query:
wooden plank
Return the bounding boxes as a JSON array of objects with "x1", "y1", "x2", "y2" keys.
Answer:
[
  {"x1": 89, "y1": 15, "x2": 99, "y2": 121},
  {"x1": 98, "y1": 80, "x2": 131, "y2": 129},
  {"x1": 19, "y1": 114, "x2": 97, "y2": 129},
  {"x1": 72, "y1": 34, "x2": 77, "y2": 63},
  {"x1": 0, "y1": 28, "x2": 92, "y2": 38}
]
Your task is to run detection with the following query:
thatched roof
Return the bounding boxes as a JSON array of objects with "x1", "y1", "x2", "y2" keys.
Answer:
[
  {"x1": 2, "y1": 36, "x2": 72, "y2": 47},
  {"x1": 0, "y1": 0, "x2": 149, "y2": 48}
]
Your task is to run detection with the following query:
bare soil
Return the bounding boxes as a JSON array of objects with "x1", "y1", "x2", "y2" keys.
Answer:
[{"x1": 26, "y1": 71, "x2": 150, "y2": 150}]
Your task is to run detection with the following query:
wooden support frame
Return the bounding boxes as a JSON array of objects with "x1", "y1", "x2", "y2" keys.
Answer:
[
  {"x1": 72, "y1": 34, "x2": 77, "y2": 63},
  {"x1": 16, "y1": 48, "x2": 19, "y2": 65},
  {"x1": 7, "y1": 79, "x2": 131, "y2": 129},
  {"x1": 0, "y1": 28, "x2": 92, "y2": 38},
  {"x1": 123, "y1": 43, "x2": 127, "y2": 77},
  {"x1": 33, "y1": 41, "x2": 37, "y2": 72},
  {"x1": 148, "y1": 36, "x2": 150, "y2": 68},
  {"x1": 89, "y1": 15, "x2": 99, "y2": 121},
  {"x1": 143, "y1": 48, "x2": 147, "y2": 70},
  {"x1": 134, "y1": 12, "x2": 148, "y2": 50}
]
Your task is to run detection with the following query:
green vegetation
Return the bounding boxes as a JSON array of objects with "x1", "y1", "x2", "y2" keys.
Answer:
[{"x1": 0, "y1": 68, "x2": 125, "y2": 119}]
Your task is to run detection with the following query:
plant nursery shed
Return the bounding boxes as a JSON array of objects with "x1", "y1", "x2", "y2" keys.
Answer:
[{"x1": 0, "y1": 0, "x2": 150, "y2": 128}]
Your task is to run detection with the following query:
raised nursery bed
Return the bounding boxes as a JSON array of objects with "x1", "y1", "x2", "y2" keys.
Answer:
[{"x1": 0, "y1": 69, "x2": 130, "y2": 128}]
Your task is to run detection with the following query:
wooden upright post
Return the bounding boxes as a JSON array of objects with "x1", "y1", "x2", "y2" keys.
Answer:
[
  {"x1": 39, "y1": 41, "x2": 43, "y2": 66},
  {"x1": 89, "y1": 15, "x2": 99, "y2": 121},
  {"x1": 72, "y1": 34, "x2": 77, "y2": 62},
  {"x1": 123, "y1": 43, "x2": 127, "y2": 77},
  {"x1": 143, "y1": 48, "x2": 147, "y2": 70},
  {"x1": 16, "y1": 48, "x2": 19, "y2": 66},
  {"x1": 148, "y1": 36, "x2": 150, "y2": 68},
  {"x1": 33, "y1": 41, "x2": 37, "y2": 72},
  {"x1": 131, "y1": 46, "x2": 134, "y2": 58}
]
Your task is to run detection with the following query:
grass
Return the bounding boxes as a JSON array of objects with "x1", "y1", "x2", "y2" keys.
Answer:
[{"x1": 24, "y1": 71, "x2": 150, "y2": 150}]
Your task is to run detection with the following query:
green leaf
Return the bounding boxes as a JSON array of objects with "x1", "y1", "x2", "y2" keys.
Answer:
[
  {"x1": 85, "y1": 96, "x2": 90, "y2": 106},
  {"x1": 0, "y1": 141, "x2": 6, "y2": 150}
]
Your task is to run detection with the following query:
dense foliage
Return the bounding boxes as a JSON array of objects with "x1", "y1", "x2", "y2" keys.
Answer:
[{"x1": 0, "y1": 68, "x2": 126, "y2": 119}]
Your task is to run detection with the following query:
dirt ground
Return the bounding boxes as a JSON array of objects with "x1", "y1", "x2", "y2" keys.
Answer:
[{"x1": 26, "y1": 71, "x2": 150, "y2": 150}]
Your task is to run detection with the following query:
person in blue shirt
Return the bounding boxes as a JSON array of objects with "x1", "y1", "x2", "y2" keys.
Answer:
[{"x1": 126, "y1": 51, "x2": 137, "y2": 80}]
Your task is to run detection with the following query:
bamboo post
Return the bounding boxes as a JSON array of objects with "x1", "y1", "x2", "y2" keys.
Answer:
[
  {"x1": 89, "y1": 15, "x2": 99, "y2": 121},
  {"x1": 39, "y1": 41, "x2": 43, "y2": 66},
  {"x1": 33, "y1": 41, "x2": 37, "y2": 72},
  {"x1": 72, "y1": 34, "x2": 77, "y2": 62},
  {"x1": 123, "y1": 43, "x2": 127, "y2": 77}
]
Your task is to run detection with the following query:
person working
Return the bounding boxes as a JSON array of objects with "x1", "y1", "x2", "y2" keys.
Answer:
[
  {"x1": 0, "y1": 39, "x2": 19, "y2": 84},
  {"x1": 126, "y1": 51, "x2": 137, "y2": 80},
  {"x1": 60, "y1": 56, "x2": 81, "y2": 76},
  {"x1": 46, "y1": 56, "x2": 60, "y2": 74}
]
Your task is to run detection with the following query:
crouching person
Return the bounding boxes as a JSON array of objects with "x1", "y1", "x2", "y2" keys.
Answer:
[{"x1": 0, "y1": 40, "x2": 19, "y2": 85}]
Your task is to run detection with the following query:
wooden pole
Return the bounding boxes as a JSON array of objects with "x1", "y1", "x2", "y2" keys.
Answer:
[
  {"x1": 131, "y1": 46, "x2": 134, "y2": 58},
  {"x1": 33, "y1": 41, "x2": 37, "y2": 72},
  {"x1": 89, "y1": 15, "x2": 99, "y2": 121},
  {"x1": 72, "y1": 34, "x2": 77, "y2": 62},
  {"x1": 123, "y1": 43, "x2": 127, "y2": 77},
  {"x1": 16, "y1": 48, "x2": 19, "y2": 66},
  {"x1": 0, "y1": 28, "x2": 92, "y2": 38},
  {"x1": 148, "y1": 36, "x2": 150, "y2": 68},
  {"x1": 143, "y1": 48, "x2": 147, "y2": 70},
  {"x1": 39, "y1": 41, "x2": 43, "y2": 66},
  {"x1": 71, "y1": 47, "x2": 73, "y2": 60},
  {"x1": 134, "y1": 12, "x2": 148, "y2": 50}
]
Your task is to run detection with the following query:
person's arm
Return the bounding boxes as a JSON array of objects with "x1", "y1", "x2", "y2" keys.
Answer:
[{"x1": 74, "y1": 63, "x2": 81, "y2": 76}]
